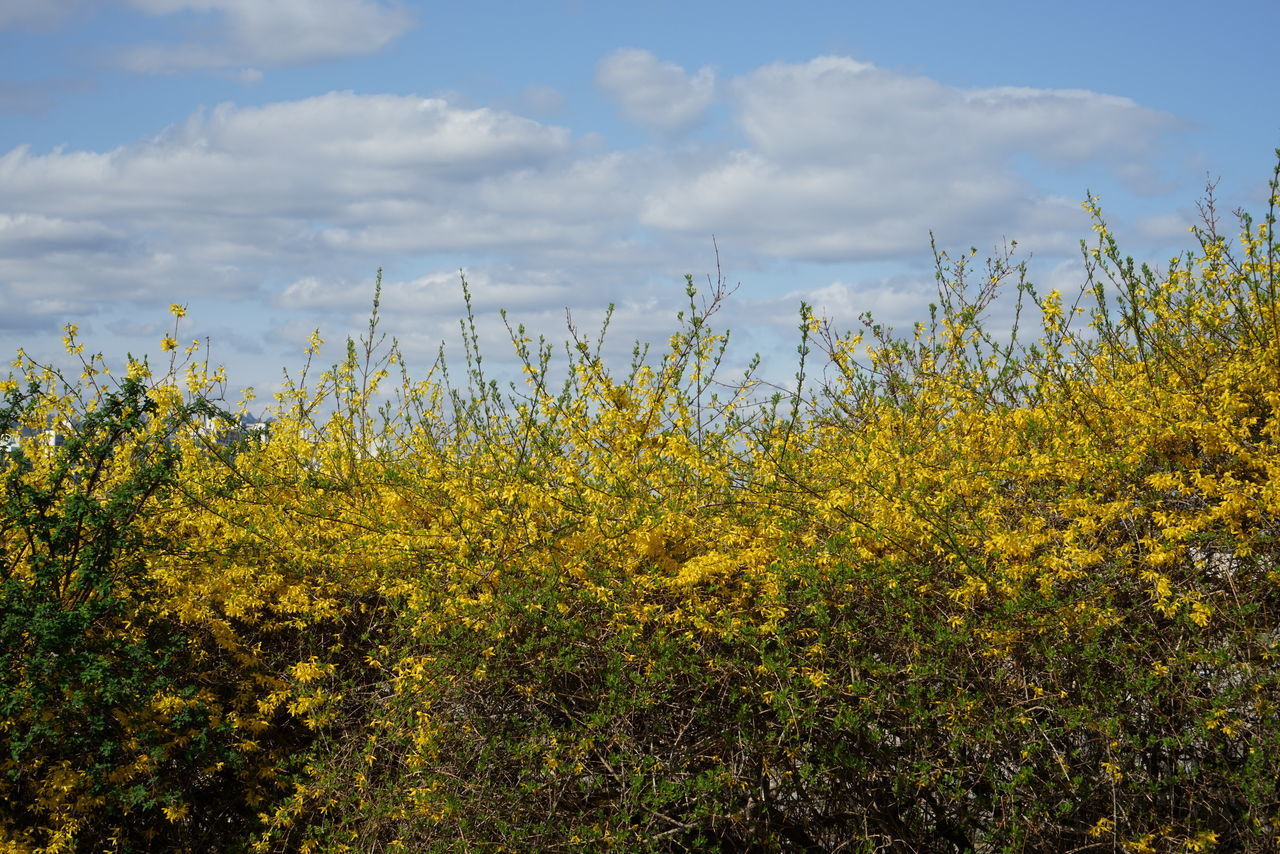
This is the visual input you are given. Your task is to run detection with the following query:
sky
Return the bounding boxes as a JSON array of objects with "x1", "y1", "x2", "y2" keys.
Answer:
[{"x1": 2, "y1": 0, "x2": 1277, "y2": 407}]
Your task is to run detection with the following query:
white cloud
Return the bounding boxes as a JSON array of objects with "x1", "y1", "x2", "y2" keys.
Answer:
[
  {"x1": 280, "y1": 267, "x2": 574, "y2": 315},
  {"x1": 1, "y1": 93, "x2": 573, "y2": 215},
  {"x1": 781, "y1": 277, "x2": 938, "y2": 329},
  {"x1": 118, "y1": 0, "x2": 414, "y2": 72},
  {"x1": 731, "y1": 58, "x2": 1177, "y2": 168},
  {"x1": 637, "y1": 56, "x2": 1182, "y2": 260},
  {"x1": 0, "y1": 213, "x2": 129, "y2": 254},
  {"x1": 596, "y1": 48, "x2": 716, "y2": 134},
  {"x1": 0, "y1": 93, "x2": 591, "y2": 340}
]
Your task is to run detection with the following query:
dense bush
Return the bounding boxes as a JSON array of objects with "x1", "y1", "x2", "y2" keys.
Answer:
[{"x1": 2, "y1": 156, "x2": 1279, "y2": 852}]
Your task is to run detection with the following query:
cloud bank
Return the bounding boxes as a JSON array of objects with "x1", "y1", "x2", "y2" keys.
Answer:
[
  {"x1": 0, "y1": 54, "x2": 1187, "y2": 386},
  {"x1": 596, "y1": 48, "x2": 717, "y2": 134}
]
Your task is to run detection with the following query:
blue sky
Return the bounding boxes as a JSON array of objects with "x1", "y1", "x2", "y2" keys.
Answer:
[{"x1": 2, "y1": 0, "x2": 1277, "y2": 403}]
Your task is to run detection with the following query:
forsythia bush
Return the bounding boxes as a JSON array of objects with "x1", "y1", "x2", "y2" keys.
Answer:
[{"x1": 3, "y1": 156, "x2": 1279, "y2": 852}]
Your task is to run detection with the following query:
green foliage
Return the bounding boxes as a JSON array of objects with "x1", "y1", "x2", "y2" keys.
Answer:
[{"x1": 0, "y1": 373, "x2": 308, "y2": 852}]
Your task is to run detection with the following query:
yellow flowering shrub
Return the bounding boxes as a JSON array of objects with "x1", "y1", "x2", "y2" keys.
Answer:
[{"x1": 3, "y1": 155, "x2": 1280, "y2": 851}]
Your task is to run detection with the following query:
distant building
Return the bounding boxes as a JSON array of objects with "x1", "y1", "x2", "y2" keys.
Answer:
[{"x1": 1, "y1": 421, "x2": 70, "y2": 454}]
